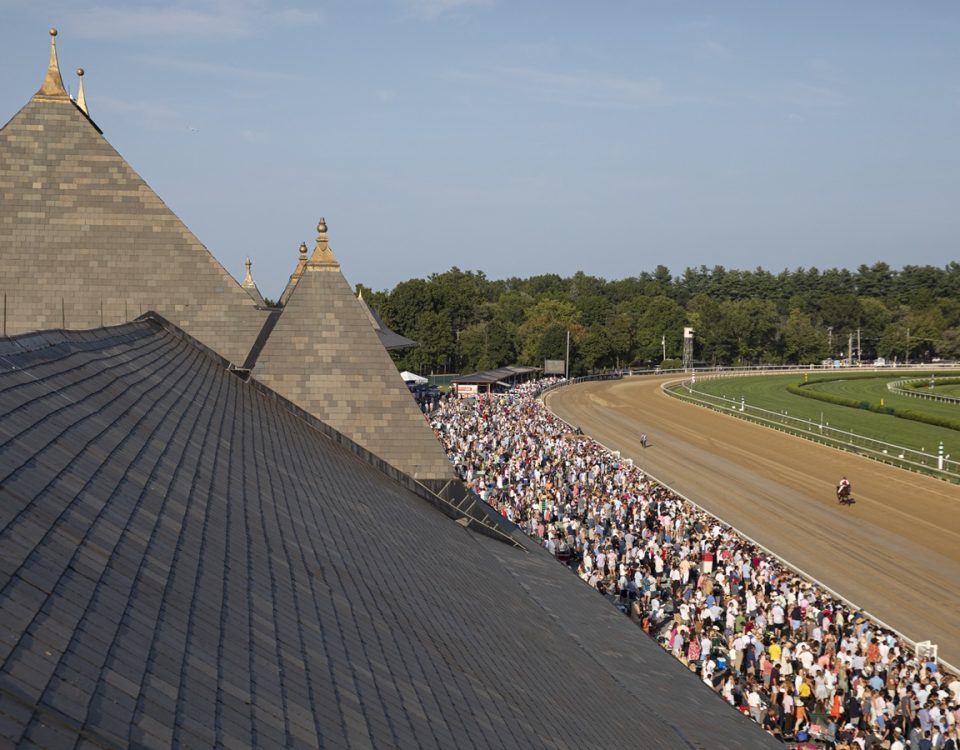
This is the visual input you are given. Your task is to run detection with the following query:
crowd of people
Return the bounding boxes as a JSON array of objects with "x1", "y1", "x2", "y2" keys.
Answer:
[{"x1": 429, "y1": 379, "x2": 960, "y2": 749}]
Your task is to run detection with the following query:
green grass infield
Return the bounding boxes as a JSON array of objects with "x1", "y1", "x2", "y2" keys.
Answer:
[{"x1": 680, "y1": 370, "x2": 958, "y2": 459}]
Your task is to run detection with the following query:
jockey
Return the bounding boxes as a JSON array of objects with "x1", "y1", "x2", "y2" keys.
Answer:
[{"x1": 837, "y1": 476, "x2": 851, "y2": 494}]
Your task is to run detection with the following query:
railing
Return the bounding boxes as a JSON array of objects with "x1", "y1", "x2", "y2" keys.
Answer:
[
  {"x1": 663, "y1": 377, "x2": 959, "y2": 482},
  {"x1": 888, "y1": 377, "x2": 960, "y2": 405}
]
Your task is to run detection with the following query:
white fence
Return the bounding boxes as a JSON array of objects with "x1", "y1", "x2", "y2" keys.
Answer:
[
  {"x1": 887, "y1": 376, "x2": 960, "y2": 405},
  {"x1": 663, "y1": 374, "x2": 960, "y2": 482}
]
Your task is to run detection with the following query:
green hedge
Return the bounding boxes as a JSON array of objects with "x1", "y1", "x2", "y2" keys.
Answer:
[{"x1": 788, "y1": 381, "x2": 960, "y2": 432}]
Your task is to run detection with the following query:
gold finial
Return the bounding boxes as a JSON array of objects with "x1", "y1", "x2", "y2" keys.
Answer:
[
  {"x1": 298, "y1": 241, "x2": 308, "y2": 259},
  {"x1": 308, "y1": 216, "x2": 340, "y2": 270},
  {"x1": 243, "y1": 256, "x2": 254, "y2": 285},
  {"x1": 75, "y1": 68, "x2": 88, "y2": 114},
  {"x1": 36, "y1": 27, "x2": 68, "y2": 100}
]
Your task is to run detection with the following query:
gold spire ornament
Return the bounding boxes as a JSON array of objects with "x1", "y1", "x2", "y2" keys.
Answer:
[
  {"x1": 35, "y1": 28, "x2": 69, "y2": 101},
  {"x1": 75, "y1": 68, "x2": 88, "y2": 114},
  {"x1": 308, "y1": 217, "x2": 340, "y2": 270}
]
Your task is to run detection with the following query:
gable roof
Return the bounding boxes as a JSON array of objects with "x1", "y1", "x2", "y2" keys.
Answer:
[
  {"x1": 251, "y1": 220, "x2": 457, "y2": 483},
  {"x1": 0, "y1": 31, "x2": 267, "y2": 364},
  {"x1": 0, "y1": 317, "x2": 778, "y2": 749}
]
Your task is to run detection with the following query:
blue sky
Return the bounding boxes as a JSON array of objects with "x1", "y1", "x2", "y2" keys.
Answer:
[{"x1": 2, "y1": 1, "x2": 958, "y2": 299}]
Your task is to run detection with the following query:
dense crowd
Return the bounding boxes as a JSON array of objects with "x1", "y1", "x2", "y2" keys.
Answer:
[{"x1": 430, "y1": 379, "x2": 960, "y2": 749}]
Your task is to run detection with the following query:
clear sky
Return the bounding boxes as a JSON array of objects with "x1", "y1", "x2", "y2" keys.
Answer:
[{"x1": 2, "y1": 1, "x2": 958, "y2": 300}]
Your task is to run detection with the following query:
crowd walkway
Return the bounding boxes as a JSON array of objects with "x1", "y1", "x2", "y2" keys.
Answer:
[{"x1": 429, "y1": 380, "x2": 960, "y2": 749}]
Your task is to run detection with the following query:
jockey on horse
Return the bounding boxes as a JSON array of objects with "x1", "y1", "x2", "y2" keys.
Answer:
[{"x1": 836, "y1": 476, "x2": 852, "y2": 503}]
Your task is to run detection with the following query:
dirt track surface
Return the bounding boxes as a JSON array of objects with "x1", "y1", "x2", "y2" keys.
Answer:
[{"x1": 545, "y1": 376, "x2": 960, "y2": 667}]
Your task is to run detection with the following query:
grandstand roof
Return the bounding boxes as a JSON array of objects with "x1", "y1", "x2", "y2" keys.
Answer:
[
  {"x1": 251, "y1": 220, "x2": 457, "y2": 483},
  {"x1": 453, "y1": 365, "x2": 542, "y2": 385},
  {"x1": 1, "y1": 31, "x2": 448, "y2": 482},
  {"x1": 357, "y1": 291, "x2": 418, "y2": 350},
  {"x1": 0, "y1": 30, "x2": 268, "y2": 364},
  {"x1": 0, "y1": 317, "x2": 778, "y2": 750}
]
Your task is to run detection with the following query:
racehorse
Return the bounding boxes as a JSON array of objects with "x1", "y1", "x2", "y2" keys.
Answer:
[{"x1": 836, "y1": 483, "x2": 853, "y2": 505}]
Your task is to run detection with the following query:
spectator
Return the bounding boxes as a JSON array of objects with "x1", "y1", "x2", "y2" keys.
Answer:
[{"x1": 429, "y1": 379, "x2": 960, "y2": 738}]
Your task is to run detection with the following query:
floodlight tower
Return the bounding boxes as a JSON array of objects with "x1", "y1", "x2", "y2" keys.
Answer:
[{"x1": 682, "y1": 327, "x2": 695, "y2": 371}]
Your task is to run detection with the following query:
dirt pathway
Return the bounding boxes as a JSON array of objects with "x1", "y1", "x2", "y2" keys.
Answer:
[{"x1": 545, "y1": 376, "x2": 960, "y2": 666}]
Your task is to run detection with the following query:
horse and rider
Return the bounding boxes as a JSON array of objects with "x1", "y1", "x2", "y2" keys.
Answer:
[{"x1": 836, "y1": 476, "x2": 852, "y2": 504}]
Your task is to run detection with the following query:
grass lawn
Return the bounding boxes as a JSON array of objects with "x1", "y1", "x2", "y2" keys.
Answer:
[
  {"x1": 933, "y1": 383, "x2": 960, "y2": 398},
  {"x1": 688, "y1": 372, "x2": 958, "y2": 456}
]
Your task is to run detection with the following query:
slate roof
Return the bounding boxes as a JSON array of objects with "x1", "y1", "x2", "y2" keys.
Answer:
[
  {"x1": 357, "y1": 293, "x2": 418, "y2": 351},
  {"x1": 0, "y1": 32, "x2": 268, "y2": 364},
  {"x1": 252, "y1": 221, "x2": 458, "y2": 484},
  {"x1": 0, "y1": 318, "x2": 779, "y2": 750}
]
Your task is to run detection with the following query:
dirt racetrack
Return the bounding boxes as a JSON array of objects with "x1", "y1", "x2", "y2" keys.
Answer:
[{"x1": 545, "y1": 376, "x2": 960, "y2": 667}]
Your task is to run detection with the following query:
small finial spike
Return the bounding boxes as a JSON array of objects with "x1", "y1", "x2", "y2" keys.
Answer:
[
  {"x1": 243, "y1": 256, "x2": 255, "y2": 285},
  {"x1": 299, "y1": 241, "x2": 308, "y2": 259},
  {"x1": 308, "y1": 216, "x2": 340, "y2": 269},
  {"x1": 75, "y1": 68, "x2": 88, "y2": 114},
  {"x1": 36, "y1": 27, "x2": 68, "y2": 99}
]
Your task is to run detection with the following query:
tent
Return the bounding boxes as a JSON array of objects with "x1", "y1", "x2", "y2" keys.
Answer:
[{"x1": 400, "y1": 370, "x2": 428, "y2": 385}]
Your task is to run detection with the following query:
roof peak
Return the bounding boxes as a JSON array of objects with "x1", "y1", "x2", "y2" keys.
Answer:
[
  {"x1": 34, "y1": 28, "x2": 70, "y2": 102},
  {"x1": 307, "y1": 216, "x2": 340, "y2": 270},
  {"x1": 75, "y1": 68, "x2": 88, "y2": 114}
]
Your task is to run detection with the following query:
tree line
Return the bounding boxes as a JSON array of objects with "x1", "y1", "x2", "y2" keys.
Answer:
[{"x1": 356, "y1": 261, "x2": 960, "y2": 376}]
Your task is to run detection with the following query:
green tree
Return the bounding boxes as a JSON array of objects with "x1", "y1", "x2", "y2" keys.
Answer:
[
  {"x1": 458, "y1": 319, "x2": 517, "y2": 371},
  {"x1": 410, "y1": 310, "x2": 455, "y2": 373},
  {"x1": 782, "y1": 310, "x2": 828, "y2": 364},
  {"x1": 632, "y1": 295, "x2": 686, "y2": 363},
  {"x1": 383, "y1": 278, "x2": 432, "y2": 336}
]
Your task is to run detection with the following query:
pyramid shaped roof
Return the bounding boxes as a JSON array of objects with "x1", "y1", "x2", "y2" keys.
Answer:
[
  {"x1": 0, "y1": 30, "x2": 267, "y2": 364},
  {"x1": 241, "y1": 256, "x2": 267, "y2": 307},
  {"x1": 252, "y1": 220, "x2": 457, "y2": 482}
]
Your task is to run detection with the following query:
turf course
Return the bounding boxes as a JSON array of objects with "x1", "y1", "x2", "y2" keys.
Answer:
[{"x1": 684, "y1": 371, "x2": 958, "y2": 458}]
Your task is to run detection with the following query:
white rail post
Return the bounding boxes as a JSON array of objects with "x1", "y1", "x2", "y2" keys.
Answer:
[{"x1": 939, "y1": 441, "x2": 945, "y2": 471}]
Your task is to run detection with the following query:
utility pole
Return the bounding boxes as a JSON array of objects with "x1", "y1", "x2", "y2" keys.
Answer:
[
  {"x1": 857, "y1": 327, "x2": 861, "y2": 366},
  {"x1": 661, "y1": 334, "x2": 666, "y2": 362},
  {"x1": 565, "y1": 329, "x2": 570, "y2": 379},
  {"x1": 827, "y1": 326, "x2": 833, "y2": 358},
  {"x1": 906, "y1": 327, "x2": 910, "y2": 366},
  {"x1": 848, "y1": 333, "x2": 853, "y2": 367}
]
